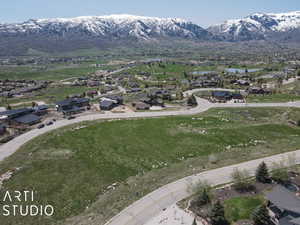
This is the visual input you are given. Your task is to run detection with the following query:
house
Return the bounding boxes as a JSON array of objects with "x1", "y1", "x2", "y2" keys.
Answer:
[
  {"x1": 107, "y1": 96, "x2": 123, "y2": 105},
  {"x1": 248, "y1": 87, "x2": 271, "y2": 95},
  {"x1": 99, "y1": 99, "x2": 115, "y2": 111},
  {"x1": 0, "y1": 108, "x2": 33, "y2": 120},
  {"x1": 266, "y1": 185, "x2": 300, "y2": 225},
  {"x1": 99, "y1": 96, "x2": 123, "y2": 111},
  {"x1": 232, "y1": 93, "x2": 245, "y2": 102},
  {"x1": 13, "y1": 114, "x2": 41, "y2": 126},
  {"x1": 127, "y1": 88, "x2": 142, "y2": 93},
  {"x1": 87, "y1": 80, "x2": 100, "y2": 87},
  {"x1": 236, "y1": 80, "x2": 250, "y2": 86},
  {"x1": 55, "y1": 98, "x2": 90, "y2": 115},
  {"x1": 0, "y1": 124, "x2": 6, "y2": 135},
  {"x1": 33, "y1": 105, "x2": 49, "y2": 116},
  {"x1": 212, "y1": 91, "x2": 232, "y2": 102}
]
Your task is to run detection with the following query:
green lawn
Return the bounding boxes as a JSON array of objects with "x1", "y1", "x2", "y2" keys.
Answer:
[
  {"x1": 224, "y1": 196, "x2": 264, "y2": 222},
  {"x1": 122, "y1": 62, "x2": 219, "y2": 80},
  {"x1": 0, "y1": 108, "x2": 300, "y2": 225},
  {"x1": 246, "y1": 93, "x2": 300, "y2": 103}
]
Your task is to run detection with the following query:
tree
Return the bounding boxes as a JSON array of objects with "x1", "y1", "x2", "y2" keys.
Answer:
[
  {"x1": 252, "y1": 204, "x2": 273, "y2": 225},
  {"x1": 32, "y1": 101, "x2": 37, "y2": 108},
  {"x1": 210, "y1": 201, "x2": 229, "y2": 225},
  {"x1": 187, "y1": 95, "x2": 197, "y2": 106},
  {"x1": 231, "y1": 168, "x2": 253, "y2": 192},
  {"x1": 256, "y1": 162, "x2": 270, "y2": 183},
  {"x1": 184, "y1": 71, "x2": 189, "y2": 78},
  {"x1": 192, "y1": 218, "x2": 197, "y2": 225}
]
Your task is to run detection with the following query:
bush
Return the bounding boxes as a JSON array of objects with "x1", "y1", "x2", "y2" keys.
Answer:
[
  {"x1": 271, "y1": 163, "x2": 289, "y2": 184},
  {"x1": 231, "y1": 168, "x2": 254, "y2": 192},
  {"x1": 191, "y1": 181, "x2": 212, "y2": 207}
]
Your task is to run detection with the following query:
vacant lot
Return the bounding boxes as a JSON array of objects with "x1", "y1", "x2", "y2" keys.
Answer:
[
  {"x1": 0, "y1": 65, "x2": 97, "y2": 81},
  {"x1": 0, "y1": 108, "x2": 300, "y2": 225},
  {"x1": 247, "y1": 93, "x2": 300, "y2": 103}
]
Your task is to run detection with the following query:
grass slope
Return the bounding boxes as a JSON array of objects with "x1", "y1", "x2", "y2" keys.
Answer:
[{"x1": 0, "y1": 108, "x2": 299, "y2": 225}]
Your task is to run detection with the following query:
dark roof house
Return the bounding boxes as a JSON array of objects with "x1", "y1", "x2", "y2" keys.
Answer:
[
  {"x1": 0, "y1": 108, "x2": 33, "y2": 119},
  {"x1": 266, "y1": 185, "x2": 300, "y2": 225},
  {"x1": 13, "y1": 114, "x2": 41, "y2": 125},
  {"x1": 100, "y1": 100, "x2": 115, "y2": 111}
]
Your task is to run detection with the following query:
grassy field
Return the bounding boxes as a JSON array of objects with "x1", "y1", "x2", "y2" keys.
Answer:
[
  {"x1": 246, "y1": 93, "x2": 300, "y2": 103},
  {"x1": 0, "y1": 108, "x2": 300, "y2": 225},
  {"x1": 0, "y1": 65, "x2": 98, "y2": 81},
  {"x1": 224, "y1": 195, "x2": 264, "y2": 222},
  {"x1": 122, "y1": 62, "x2": 219, "y2": 80}
]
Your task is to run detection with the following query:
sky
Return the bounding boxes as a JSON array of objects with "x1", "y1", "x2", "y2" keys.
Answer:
[{"x1": 1, "y1": 0, "x2": 300, "y2": 27}]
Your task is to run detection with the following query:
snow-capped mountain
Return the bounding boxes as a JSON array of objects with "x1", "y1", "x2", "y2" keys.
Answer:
[
  {"x1": 208, "y1": 11, "x2": 300, "y2": 41},
  {"x1": 0, "y1": 14, "x2": 211, "y2": 40},
  {"x1": 1, "y1": 12, "x2": 300, "y2": 56}
]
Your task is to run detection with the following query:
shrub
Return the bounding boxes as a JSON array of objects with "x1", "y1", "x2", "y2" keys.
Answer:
[
  {"x1": 231, "y1": 168, "x2": 254, "y2": 192},
  {"x1": 191, "y1": 181, "x2": 212, "y2": 207},
  {"x1": 271, "y1": 163, "x2": 289, "y2": 184}
]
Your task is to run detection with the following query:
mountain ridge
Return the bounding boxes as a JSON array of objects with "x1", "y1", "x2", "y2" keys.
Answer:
[{"x1": 1, "y1": 12, "x2": 300, "y2": 55}]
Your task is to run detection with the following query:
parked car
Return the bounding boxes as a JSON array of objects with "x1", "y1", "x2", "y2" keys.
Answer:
[
  {"x1": 37, "y1": 124, "x2": 45, "y2": 129},
  {"x1": 67, "y1": 116, "x2": 76, "y2": 120},
  {"x1": 46, "y1": 121, "x2": 53, "y2": 126}
]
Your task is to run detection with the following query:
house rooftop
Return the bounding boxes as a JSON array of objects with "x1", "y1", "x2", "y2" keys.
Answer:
[
  {"x1": 0, "y1": 108, "x2": 32, "y2": 117},
  {"x1": 13, "y1": 114, "x2": 40, "y2": 125},
  {"x1": 266, "y1": 185, "x2": 300, "y2": 214},
  {"x1": 56, "y1": 98, "x2": 89, "y2": 107}
]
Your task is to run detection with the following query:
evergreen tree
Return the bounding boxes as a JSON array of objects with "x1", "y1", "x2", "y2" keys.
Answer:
[
  {"x1": 210, "y1": 201, "x2": 229, "y2": 225},
  {"x1": 187, "y1": 95, "x2": 197, "y2": 106},
  {"x1": 196, "y1": 188, "x2": 211, "y2": 206},
  {"x1": 256, "y1": 162, "x2": 270, "y2": 183},
  {"x1": 252, "y1": 204, "x2": 273, "y2": 225},
  {"x1": 192, "y1": 218, "x2": 197, "y2": 225}
]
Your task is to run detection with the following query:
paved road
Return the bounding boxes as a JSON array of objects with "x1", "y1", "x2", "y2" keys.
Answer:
[
  {"x1": 105, "y1": 150, "x2": 300, "y2": 225},
  {"x1": 183, "y1": 88, "x2": 244, "y2": 97}
]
